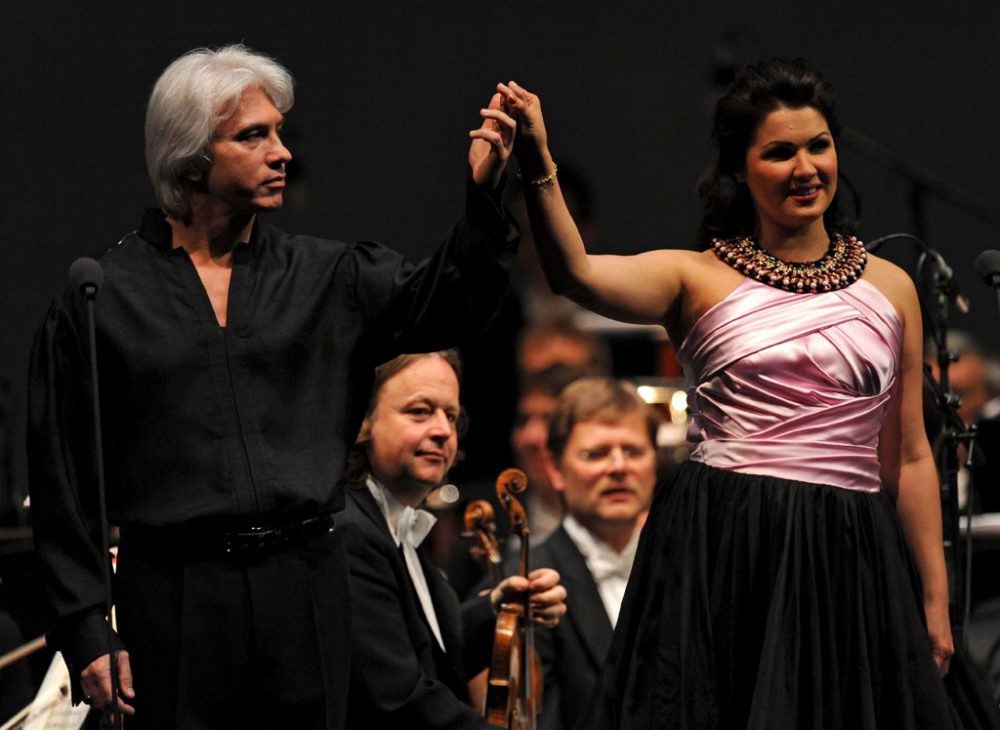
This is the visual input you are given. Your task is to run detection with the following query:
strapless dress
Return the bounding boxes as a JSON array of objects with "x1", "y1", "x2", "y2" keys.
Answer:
[{"x1": 581, "y1": 278, "x2": 999, "y2": 730}]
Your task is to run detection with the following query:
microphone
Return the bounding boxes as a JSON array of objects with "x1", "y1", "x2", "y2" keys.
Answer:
[
  {"x1": 865, "y1": 233, "x2": 970, "y2": 314},
  {"x1": 68, "y1": 257, "x2": 104, "y2": 297},
  {"x1": 975, "y1": 249, "x2": 1000, "y2": 288},
  {"x1": 924, "y1": 248, "x2": 970, "y2": 315}
]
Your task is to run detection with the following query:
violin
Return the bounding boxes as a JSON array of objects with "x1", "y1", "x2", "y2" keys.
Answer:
[
  {"x1": 483, "y1": 468, "x2": 541, "y2": 730},
  {"x1": 463, "y1": 500, "x2": 503, "y2": 589}
]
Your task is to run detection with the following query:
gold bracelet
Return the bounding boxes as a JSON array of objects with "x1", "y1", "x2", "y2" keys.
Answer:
[{"x1": 521, "y1": 163, "x2": 558, "y2": 187}]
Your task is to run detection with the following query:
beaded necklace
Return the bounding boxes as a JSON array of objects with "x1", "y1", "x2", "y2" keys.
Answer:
[{"x1": 712, "y1": 234, "x2": 867, "y2": 294}]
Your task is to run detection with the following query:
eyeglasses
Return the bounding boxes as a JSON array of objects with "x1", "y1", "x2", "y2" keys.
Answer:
[{"x1": 575, "y1": 444, "x2": 651, "y2": 466}]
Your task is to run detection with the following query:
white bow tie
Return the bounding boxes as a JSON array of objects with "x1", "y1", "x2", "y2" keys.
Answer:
[
  {"x1": 588, "y1": 552, "x2": 632, "y2": 583},
  {"x1": 397, "y1": 506, "x2": 437, "y2": 550}
]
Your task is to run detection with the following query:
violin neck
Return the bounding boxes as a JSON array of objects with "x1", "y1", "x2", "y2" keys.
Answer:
[
  {"x1": 488, "y1": 557, "x2": 503, "y2": 588},
  {"x1": 518, "y1": 526, "x2": 530, "y2": 578}
]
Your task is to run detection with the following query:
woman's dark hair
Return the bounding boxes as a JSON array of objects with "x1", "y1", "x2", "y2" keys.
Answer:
[{"x1": 696, "y1": 59, "x2": 858, "y2": 247}]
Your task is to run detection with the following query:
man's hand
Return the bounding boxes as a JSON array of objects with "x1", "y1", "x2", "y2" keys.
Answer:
[
  {"x1": 491, "y1": 567, "x2": 567, "y2": 628},
  {"x1": 80, "y1": 650, "x2": 136, "y2": 716},
  {"x1": 468, "y1": 93, "x2": 517, "y2": 190}
]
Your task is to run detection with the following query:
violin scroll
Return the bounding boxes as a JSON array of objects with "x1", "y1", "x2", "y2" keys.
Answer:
[
  {"x1": 495, "y1": 468, "x2": 529, "y2": 544},
  {"x1": 464, "y1": 499, "x2": 497, "y2": 532},
  {"x1": 496, "y1": 468, "x2": 527, "y2": 495},
  {"x1": 464, "y1": 500, "x2": 503, "y2": 586}
]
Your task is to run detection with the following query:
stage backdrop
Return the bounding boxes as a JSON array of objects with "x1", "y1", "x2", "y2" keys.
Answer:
[{"x1": 3, "y1": 0, "x2": 999, "y2": 512}]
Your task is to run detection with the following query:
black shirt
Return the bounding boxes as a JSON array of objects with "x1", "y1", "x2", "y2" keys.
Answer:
[{"x1": 27, "y1": 180, "x2": 518, "y2": 670}]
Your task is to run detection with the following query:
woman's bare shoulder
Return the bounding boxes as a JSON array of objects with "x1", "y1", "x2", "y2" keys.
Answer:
[
  {"x1": 629, "y1": 247, "x2": 721, "y2": 274},
  {"x1": 628, "y1": 247, "x2": 740, "y2": 299},
  {"x1": 656, "y1": 248, "x2": 746, "y2": 340},
  {"x1": 627, "y1": 246, "x2": 705, "y2": 263},
  {"x1": 862, "y1": 254, "x2": 919, "y2": 323}
]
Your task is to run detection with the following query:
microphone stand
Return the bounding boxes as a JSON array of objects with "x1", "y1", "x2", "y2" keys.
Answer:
[
  {"x1": 78, "y1": 272, "x2": 122, "y2": 729},
  {"x1": 868, "y1": 234, "x2": 974, "y2": 640},
  {"x1": 930, "y1": 309, "x2": 976, "y2": 641},
  {"x1": 991, "y1": 279, "x2": 1000, "y2": 322}
]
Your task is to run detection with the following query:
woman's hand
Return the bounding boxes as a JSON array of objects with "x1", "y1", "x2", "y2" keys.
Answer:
[
  {"x1": 468, "y1": 92, "x2": 517, "y2": 190},
  {"x1": 491, "y1": 567, "x2": 567, "y2": 628},
  {"x1": 924, "y1": 600, "x2": 954, "y2": 676},
  {"x1": 497, "y1": 81, "x2": 550, "y2": 174}
]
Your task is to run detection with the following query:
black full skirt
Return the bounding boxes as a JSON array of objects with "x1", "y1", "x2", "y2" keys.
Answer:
[{"x1": 581, "y1": 460, "x2": 1000, "y2": 729}]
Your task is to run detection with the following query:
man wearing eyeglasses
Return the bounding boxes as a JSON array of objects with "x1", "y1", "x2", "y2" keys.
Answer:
[{"x1": 533, "y1": 377, "x2": 658, "y2": 730}]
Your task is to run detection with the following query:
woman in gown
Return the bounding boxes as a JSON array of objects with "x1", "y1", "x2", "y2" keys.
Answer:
[{"x1": 485, "y1": 61, "x2": 1000, "y2": 728}]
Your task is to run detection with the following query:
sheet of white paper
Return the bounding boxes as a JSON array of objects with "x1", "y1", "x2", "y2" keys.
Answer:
[{"x1": 20, "y1": 653, "x2": 91, "y2": 730}]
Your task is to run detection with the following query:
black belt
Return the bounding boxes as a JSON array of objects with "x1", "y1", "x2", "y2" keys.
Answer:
[
  {"x1": 123, "y1": 514, "x2": 336, "y2": 559},
  {"x1": 222, "y1": 514, "x2": 336, "y2": 556}
]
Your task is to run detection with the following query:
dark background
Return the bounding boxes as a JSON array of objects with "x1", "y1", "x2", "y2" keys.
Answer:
[{"x1": 3, "y1": 0, "x2": 1000, "y2": 513}]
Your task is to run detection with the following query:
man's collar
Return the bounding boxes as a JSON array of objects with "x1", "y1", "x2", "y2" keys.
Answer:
[
  {"x1": 365, "y1": 475, "x2": 436, "y2": 549},
  {"x1": 138, "y1": 208, "x2": 261, "y2": 252},
  {"x1": 138, "y1": 209, "x2": 172, "y2": 251},
  {"x1": 562, "y1": 515, "x2": 640, "y2": 561}
]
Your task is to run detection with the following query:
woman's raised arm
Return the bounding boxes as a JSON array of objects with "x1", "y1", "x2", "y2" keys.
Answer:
[{"x1": 489, "y1": 81, "x2": 688, "y2": 325}]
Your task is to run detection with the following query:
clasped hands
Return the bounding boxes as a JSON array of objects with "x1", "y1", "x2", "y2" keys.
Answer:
[{"x1": 468, "y1": 80, "x2": 548, "y2": 190}]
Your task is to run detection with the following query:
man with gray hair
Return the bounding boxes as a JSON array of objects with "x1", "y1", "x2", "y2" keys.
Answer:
[{"x1": 28, "y1": 44, "x2": 519, "y2": 728}]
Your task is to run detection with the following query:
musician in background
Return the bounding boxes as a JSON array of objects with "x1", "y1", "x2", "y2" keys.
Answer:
[
  {"x1": 516, "y1": 316, "x2": 612, "y2": 378},
  {"x1": 339, "y1": 350, "x2": 566, "y2": 728},
  {"x1": 928, "y1": 331, "x2": 1000, "y2": 699},
  {"x1": 510, "y1": 364, "x2": 597, "y2": 545},
  {"x1": 925, "y1": 331, "x2": 1000, "y2": 427},
  {"x1": 532, "y1": 377, "x2": 657, "y2": 730},
  {"x1": 924, "y1": 330, "x2": 1000, "y2": 511},
  {"x1": 0, "y1": 608, "x2": 33, "y2": 721},
  {"x1": 447, "y1": 363, "x2": 596, "y2": 599}
]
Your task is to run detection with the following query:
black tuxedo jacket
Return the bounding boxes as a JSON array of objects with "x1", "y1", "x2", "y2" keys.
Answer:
[
  {"x1": 339, "y1": 482, "x2": 495, "y2": 728},
  {"x1": 532, "y1": 525, "x2": 615, "y2": 730}
]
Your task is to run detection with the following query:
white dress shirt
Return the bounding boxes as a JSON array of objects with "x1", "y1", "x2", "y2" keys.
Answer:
[
  {"x1": 365, "y1": 476, "x2": 445, "y2": 651},
  {"x1": 561, "y1": 515, "x2": 640, "y2": 628}
]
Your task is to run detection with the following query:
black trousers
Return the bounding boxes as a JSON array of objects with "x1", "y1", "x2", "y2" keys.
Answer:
[{"x1": 115, "y1": 527, "x2": 351, "y2": 730}]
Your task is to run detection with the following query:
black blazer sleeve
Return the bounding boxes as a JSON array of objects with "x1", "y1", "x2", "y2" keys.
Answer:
[
  {"x1": 352, "y1": 177, "x2": 520, "y2": 364},
  {"x1": 27, "y1": 298, "x2": 125, "y2": 689}
]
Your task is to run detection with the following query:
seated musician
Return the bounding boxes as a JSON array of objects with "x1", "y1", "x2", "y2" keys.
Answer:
[
  {"x1": 533, "y1": 377, "x2": 658, "y2": 730},
  {"x1": 339, "y1": 350, "x2": 566, "y2": 728}
]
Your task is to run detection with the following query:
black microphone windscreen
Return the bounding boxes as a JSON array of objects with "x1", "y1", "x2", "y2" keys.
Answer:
[
  {"x1": 974, "y1": 249, "x2": 1000, "y2": 285},
  {"x1": 68, "y1": 257, "x2": 104, "y2": 295}
]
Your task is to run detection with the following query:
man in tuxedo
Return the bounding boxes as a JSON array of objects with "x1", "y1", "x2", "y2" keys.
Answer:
[
  {"x1": 533, "y1": 377, "x2": 657, "y2": 730},
  {"x1": 339, "y1": 350, "x2": 566, "y2": 728}
]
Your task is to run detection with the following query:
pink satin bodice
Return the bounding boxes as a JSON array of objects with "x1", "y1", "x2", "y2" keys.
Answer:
[{"x1": 677, "y1": 277, "x2": 902, "y2": 492}]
